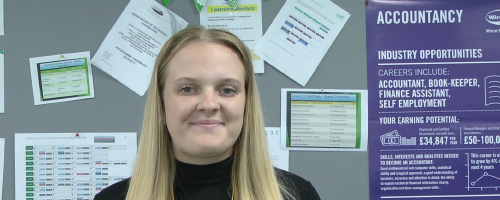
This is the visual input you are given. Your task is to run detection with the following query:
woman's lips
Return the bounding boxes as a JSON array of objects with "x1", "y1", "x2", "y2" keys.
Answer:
[{"x1": 191, "y1": 120, "x2": 223, "y2": 128}]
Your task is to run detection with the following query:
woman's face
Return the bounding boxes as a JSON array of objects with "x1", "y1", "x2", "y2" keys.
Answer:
[{"x1": 163, "y1": 42, "x2": 246, "y2": 164}]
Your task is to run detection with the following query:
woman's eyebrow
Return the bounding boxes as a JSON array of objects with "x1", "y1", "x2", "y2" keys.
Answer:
[
  {"x1": 172, "y1": 77, "x2": 197, "y2": 85},
  {"x1": 218, "y1": 78, "x2": 243, "y2": 87},
  {"x1": 172, "y1": 77, "x2": 243, "y2": 86}
]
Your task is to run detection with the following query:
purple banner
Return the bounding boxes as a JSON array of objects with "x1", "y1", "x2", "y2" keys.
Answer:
[{"x1": 367, "y1": 0, "x2": 500, "y2": 199}]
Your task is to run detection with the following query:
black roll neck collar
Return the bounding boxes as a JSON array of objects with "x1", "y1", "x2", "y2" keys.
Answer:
[{"x1": 174, "y1": 155, "x2": 234, "y2": 186}]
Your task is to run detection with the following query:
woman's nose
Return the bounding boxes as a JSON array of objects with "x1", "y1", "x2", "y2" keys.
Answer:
[{"x1": 197, "y1": 90, "x2": 220, "y2": 113}]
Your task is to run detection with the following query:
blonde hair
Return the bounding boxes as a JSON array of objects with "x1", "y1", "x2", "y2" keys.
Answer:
[{"x1": 125, "y1": 25, "x2": 297, "y2": 200}]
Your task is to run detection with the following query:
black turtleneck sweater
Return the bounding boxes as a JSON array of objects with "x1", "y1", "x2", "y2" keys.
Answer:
[
  {"x1": 94, "y1": 156, "x2": 321, "y2": 200},
  {"x1": 173, "y1": 156, "x2": 234, "y2": 199}
]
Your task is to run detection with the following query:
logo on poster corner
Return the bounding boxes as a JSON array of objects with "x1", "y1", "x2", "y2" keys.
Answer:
[
  {"x1": 151, "y1": 5, "x2": 164, "y2": 16},
  {"x1": 485, "y1": 9, "x2": 500, "y2": 25},
  {"x1": 336, "y1": 13, "x2": 345, "y2": 20},
  {"x1": 485, "y1": 75, "x2": 500, "y2": 106},
  {"x1": 380, "y1": 130, "x2": 416, "y2": 146}
]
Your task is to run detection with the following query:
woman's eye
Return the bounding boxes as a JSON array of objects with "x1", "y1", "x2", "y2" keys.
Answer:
[
  {"x1": 222, "y1": 87, "x2": 236, "y2": 95},
  {"x1": 179, "y1": 86, "x2": 193, "y2": 93}
]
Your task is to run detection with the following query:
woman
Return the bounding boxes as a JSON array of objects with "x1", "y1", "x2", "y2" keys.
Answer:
[{"x1": 94, "y1": 25, "x2": 320, "y2": 200}]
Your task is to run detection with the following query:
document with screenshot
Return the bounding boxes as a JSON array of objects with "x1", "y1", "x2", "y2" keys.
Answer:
[
  {"x1": 29, "y1": 51, "x2": 95, "y2": 105},
  {"x1": 15, "y1": 132, "x2": 137, "y2": 200},
  {"x1": 281, "y1": 88, "x2": 368, "y2": 151}
]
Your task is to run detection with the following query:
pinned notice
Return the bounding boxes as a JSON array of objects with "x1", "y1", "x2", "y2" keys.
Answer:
[
  {"x1": 254, "y1": 0, "x2": 350, "y2": 86},
  {"x1": 91, "y1": 0, "x2": 188, "y2": 96}
]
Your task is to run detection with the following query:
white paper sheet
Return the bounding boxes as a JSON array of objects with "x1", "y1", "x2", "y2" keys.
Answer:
[
  {"x1": 281, "y1": 88, "x2": 368, "y2": 151},
  {"x1": 0, "y1": 52, "x2": 4, "y2": 113},
  {"x1": 15, "y1": 132, "x2": 137, "y2": 200},
  {"x1": 29, "y1": 51, "x2": 95, "y2": 105},
  {"x1": 0, "y1": 138, "x2": 5, "y2": 199},
  {"x1": 91, "y1": 0, "x2": 188, "y2": 96},
  {"x1": 254, "y1": 0, "x2": 350, "y2": 85},
  {"x1": 200, "y1": 0, "x2": 264, "y2": 73},
  {"x1": 0, "y1": 0, "x2": 4, "y2": 35},
  {"x1": 265, "y1": 127, "x2": 289, "y2": 171}
]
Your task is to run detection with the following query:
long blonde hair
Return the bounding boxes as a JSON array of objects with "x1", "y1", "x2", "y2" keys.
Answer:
[{"x1": 125, "y1": 25, "x2": 296, "y2": 200}]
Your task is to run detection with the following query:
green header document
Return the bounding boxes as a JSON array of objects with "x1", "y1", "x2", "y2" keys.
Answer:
[
  {"x1": 29, "y1": 51, "x2": 95, "y2": 105},
  {"x1": 0, "y1": 51, "x2": 4, "y2": 112},
  {"x1": 0, "y1": 0, "x2": 4, "y2": 35}
]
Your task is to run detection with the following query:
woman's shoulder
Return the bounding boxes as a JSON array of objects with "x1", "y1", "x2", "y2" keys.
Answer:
[
  {"x1": 276, "y1": 168, "x2": 321, "y2": 200},
  {"x1": 94, "y1": 178, "x2": 130, "y2": 200}
]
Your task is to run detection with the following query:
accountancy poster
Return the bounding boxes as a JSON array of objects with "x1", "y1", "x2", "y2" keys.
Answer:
[
  {"x1": 367, "y1": 0, "x2": 500, "y2": 199},
  {"x1": 15, "y1": 133, "x2": 137, "y2": 200}
]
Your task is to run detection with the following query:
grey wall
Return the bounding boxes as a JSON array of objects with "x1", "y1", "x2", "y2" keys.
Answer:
[{"x1": 0, "y1": 0, "x2": 368, "y2": 199}]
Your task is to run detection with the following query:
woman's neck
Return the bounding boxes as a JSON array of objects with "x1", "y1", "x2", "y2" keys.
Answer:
[
  {"x1": 174, "y1": 155, "x2": 234, "y2": 186},
  {"x1": 173, "y1": 149, "x2": 233, "y2": 165}
]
